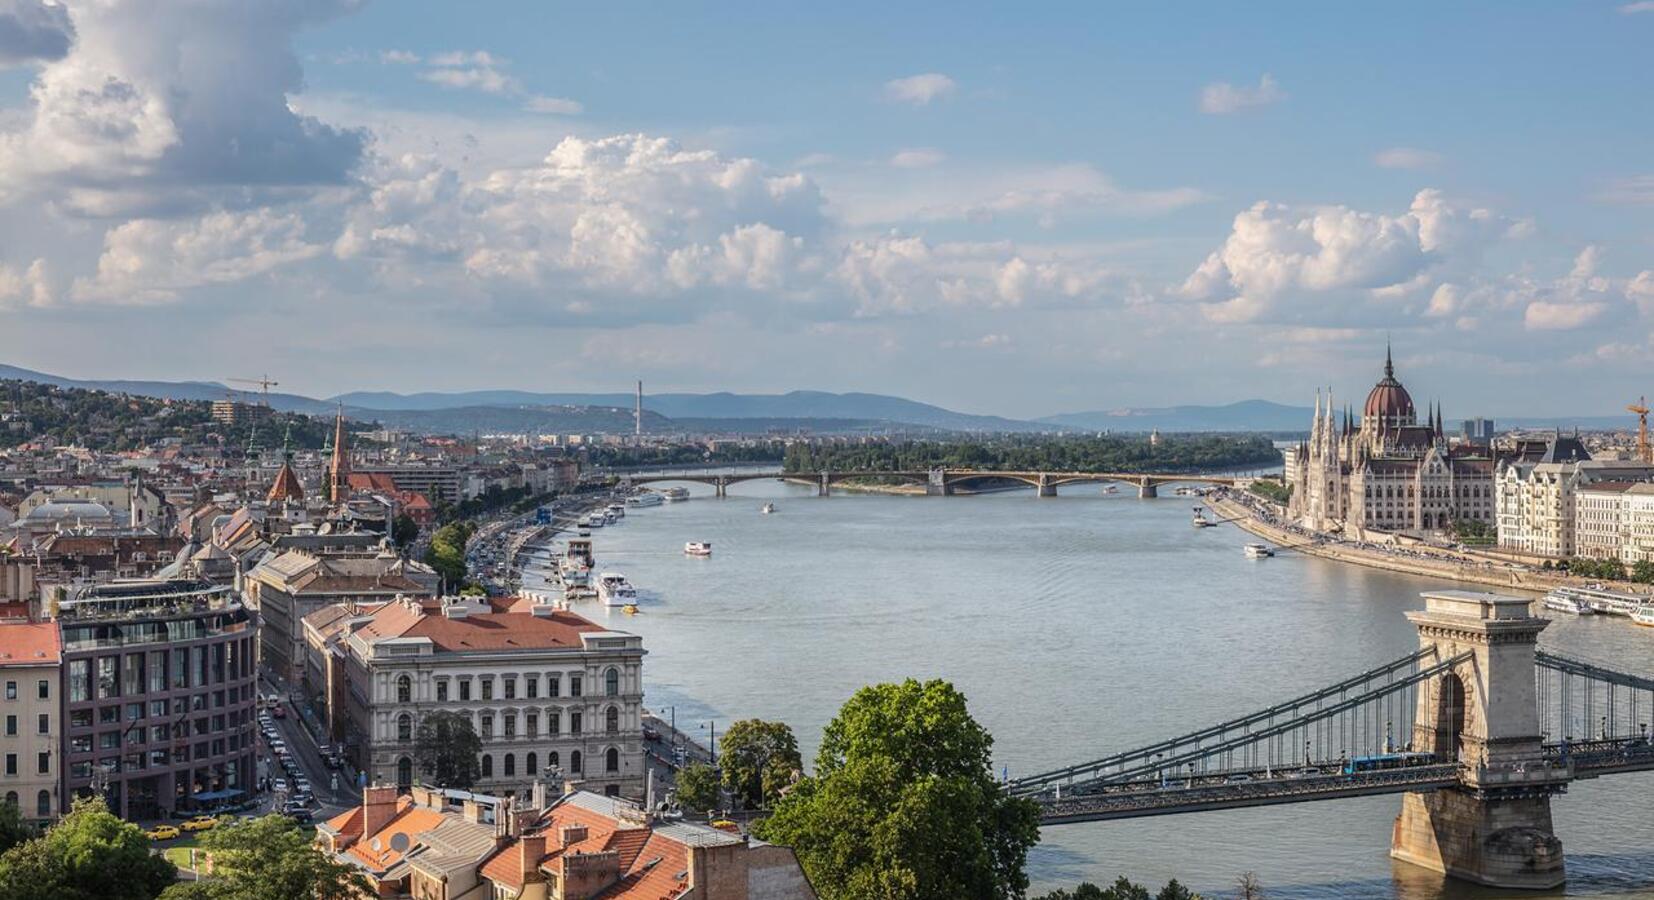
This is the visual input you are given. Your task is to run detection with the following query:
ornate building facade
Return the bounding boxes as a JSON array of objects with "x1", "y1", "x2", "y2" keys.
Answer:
[{"x1": 1288, "y1": 349, "x2": 1496, "y2": 536}]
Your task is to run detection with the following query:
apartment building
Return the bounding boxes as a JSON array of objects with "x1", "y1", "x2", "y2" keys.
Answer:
[{"x1": 0, "y1": 622, "x2": 61, "y2": 824}]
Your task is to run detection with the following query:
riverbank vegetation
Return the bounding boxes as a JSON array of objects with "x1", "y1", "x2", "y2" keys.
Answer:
[
  {"x1": 1549, "y1": 556, "x2": 1654, "y2": 583},
  {"x1": 1247, "y1": 479, "x2": 1292, "y2": 505},
  {"x1": 752, "y1": 679, "x2": 1040, "y2": 900},
  {"x1": 1035, "y1": 877, "x2": 1205, "y2": 900},
  {"x1": 584, "y1": 441, "x2": 785, "y2": 469},
  {"x1": 783, "y1": 434, "x2": 1280, "y2": 475}
]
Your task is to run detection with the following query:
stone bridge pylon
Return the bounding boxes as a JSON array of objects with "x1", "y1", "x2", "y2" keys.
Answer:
[{"x1": 1391, "y1": 591, "x2": 1568, "y2": 889}]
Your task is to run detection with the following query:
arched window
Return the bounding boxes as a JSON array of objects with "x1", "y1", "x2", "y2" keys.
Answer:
[
  {"x1": 3, "y1": 791, "x2": 15, "y2": 809},
  {"x1": 481, "y1": 754, "x2": 493, "y2": 778},
  {"x1": 604, "y1": 667, "x2": 619, "y2": 697},
  {"x1": 526, "y1": 752, "x2": 537, "y2": 778},
  {"x1": 397, "y1": 713, "x2": 413, "y2": 742},
  {"x1": 396, "y1": 757, "x2": 413, "y2": 791},
  {"x1": 548, "y1": 751, "x2": 559, "y2": 772},
  {"x1": 504, "y1": 753, "x2": 515, "y2": 777},
  {"x1": 569, "y1": 750, "x2": 582, "y2": 774},
  {"x1": 36, "y1": 790, "x2": 49, "y2": 818},
  {"x1": 396, "y1": 675, "x2": 411, "y2": 703},
  {"x1": 605, "y1": 747, "x2": 619, "y2": 774},
  {"x1": 605, "y1": 706, "x2": 619, "y2": 734}
]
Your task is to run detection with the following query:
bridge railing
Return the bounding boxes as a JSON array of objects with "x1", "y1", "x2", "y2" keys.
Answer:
[
  {"x1": 1008, "y1": 648, "x2": 1444, "y2": 795},
  {"x1": 1535, "y1": 649, "x2": 1654, "y2": 747}
]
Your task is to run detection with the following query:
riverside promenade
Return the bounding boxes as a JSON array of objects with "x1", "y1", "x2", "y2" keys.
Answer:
[{"x1": 1206, "y1": 490, "x2": 1585, "y2": 596}]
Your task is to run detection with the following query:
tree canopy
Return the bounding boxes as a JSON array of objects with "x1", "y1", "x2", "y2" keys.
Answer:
[
  {"x1": 783, "y1": 434, "x2": 1279, "y2": 476},
  {"x1": 422, "y1": 521, "x2": 474, "y2": 589},
  {"x1": 718, "y1": 719, "x2": 803, "y2": 809},
  {"x1": 157, "y1": 814, "x2": 367, "y2": 900},
  {"x1": 0, "y1": 801, "x2": 32, "y2": 854},
  {"x1": 752, "y1": 679, "x2": 1041, "y2": 900},
  {"x1": 1035, "y1": 878, "x2": 1201, "y2": 900},
  {"x1": 414, "y1": 711, "x2": 483, "y2": 789},
  {"x1": 0, "y1": 796, "x2": 176, "y2": 900},
  {"x1": 674, "y1": 763, "x2": 721, "y2": 813}
]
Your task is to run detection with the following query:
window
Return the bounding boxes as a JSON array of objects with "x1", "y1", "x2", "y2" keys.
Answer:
[
  {"x1": 123, "y1": 655, "x2": 144, "y2": 698},
  {"x1": 504, "y1": 714, "x2": 516, "y2": 739},
  {"x1": 36, "y1": 753, "x2": 47, "y2": 775},
  {"x1": 147, "y1": 652, "x2": 165, "y2": 694},
  {"x1": 458, "y1": 679, "x2": 471, "y2": 702},
  {"x1": 526, "y1": 752, "x2": 537, "y2": 777},
  {"x1": 480, "y1": 714, "x2": 493, "y2": 739},
  {"x1": 504, "y1": 753, "x2": 515, "y2": 777},
  {"x1": 569, "y1": 750, "x2": 582, "y2": 775},
  {"x1": 605, "y1": 706, "x2": 618, "y2": 734},
  {"x1": 3, "y1": 716, "x2": 12, "y2": 736},
  {"x1": 96, "y1": 657, "x2": 118, "y2": 699},
  {"x1": 570, "y1": 711, "x2": 582, "y2": 735},
  {"x1": 547, "y1": 751, "x2": 559, "y2": 772},
  {"x1": 37, "y1": 714, "x2": 48, "y2": 735},
  {"x1": 481, "y1": 679, "x2": 494, "y2": 701},
  {"x1": 397, "y1": 757, "x2": 413, "y2": 791},
  {"x1": 4, "y1": 681, "x2": 13, "y2": 700},
  {"x1": 526, "y1": 712, "x2": 538, "y2": 738},
  {"x1": 570, "y1": 675, "x2": 582, "y2": 698},
  {"x1": 436, "y1": 681, "x2": 449, "y2": 703},
  {"x1": 503, "y1": 678, "x2": 516, "y2": 700},
  {"x1": 36, "y1": 790, "x2": 49, "y2": 818},
  {"x1": 397, "y1": 714, "x2": 412, "y2": 743},
  {"x1": 71, "y1": 737, "x2": 91, "y2": 753},
  {"x1": 547, "y1": 675, "x2": 560, "y2": 698},
  {"x1": 396, "y1": 676, "x2": 411, "y2": 704},
  {"x1": 36, "y1": 680, "x2": 47, "y2": 701},
  {"x1": 547, "y1": 710, "x2": 560, "y2": 735},
  {"x1": 525, "y1": 677, "x2": 538, "y2": 700},
  {"x1": 481, "y1": 754, "x2": 493, "y2": 778},
  {"x1": 5, "y1": 754, "x2": 14, "y2": 776},
  {"x1": 605, "y1": 747, "x2": 619, "y2": 774},
  {"x1": 604, "y1": 668, "x2": 619, "y2": 697},
  {"x1": 70, "y1": 710, "x2": 91, "y2": 728}
]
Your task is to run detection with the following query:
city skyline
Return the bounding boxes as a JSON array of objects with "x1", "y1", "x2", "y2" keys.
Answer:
[{"x1": 0, "y1": 1, "x2": 1650, "y2": 417}]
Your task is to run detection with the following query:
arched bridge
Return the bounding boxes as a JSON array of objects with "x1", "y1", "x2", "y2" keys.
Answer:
[
  {"x1": 1009, "y1": 589, "x2": 1654, "y2": 890},
  {"x1": 621, "y1": 468, "x2": 1241, "y2": 498}
]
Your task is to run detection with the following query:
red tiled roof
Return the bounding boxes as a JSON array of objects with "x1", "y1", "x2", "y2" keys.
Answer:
[
  {"x1": 400, "y1": 609, "x2": 605, "y2": 653},
  {"x1": 0, "y1": 622, "x2": 61, "y2": 666}
]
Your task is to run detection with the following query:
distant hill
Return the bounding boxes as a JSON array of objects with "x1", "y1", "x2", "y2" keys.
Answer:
[
  {"x1": 1038, "y1": 400, "x2": 1315, "y2": 432},
  {"x1": 0, "y1": 363, "x2": 332, "y2": 414},
  {"x1": 331, "y1": 388, "x2": 1050, "y2": 433}
]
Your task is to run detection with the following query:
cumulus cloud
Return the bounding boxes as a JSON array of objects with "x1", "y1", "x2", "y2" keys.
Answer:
[
  {"x1": 889, "y1": 148, "x2": 944, "y2": 169},
  {"x1": 884, "y1": 72, "x2": 955, "y2": 105},
  {"x1": 1374, "y1": 147, "x2": 1443, "y2": 170},
  {"x1": 72, "y1": 209, "x2": 323, "y2": 305},
  {"x1": 0, "y1": 0, "x2": 367, "y2": 216},
  {"x1": 407, "y1": 48, "x2": 581, "y2": 115},
  {"x1": 836, "y1": 234, "x2": 1115, "y2": 315},
  {"x1": 0, "y1": 0, "x2": 72, "y2": 67},
  {"x1": 1180, "y1": 189, "x2": 1519, "y2": 323},
  {"x1": 1199, "y1": 74, "x2": 1284, "y2": 114}
]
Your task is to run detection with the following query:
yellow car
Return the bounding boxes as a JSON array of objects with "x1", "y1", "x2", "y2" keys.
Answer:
[
  {"x1": 180, "y1": 815, "x2": 218, "y2": 833},
  {"x1": 146, "y1": 824, "x2": 180, "y2": 841}
]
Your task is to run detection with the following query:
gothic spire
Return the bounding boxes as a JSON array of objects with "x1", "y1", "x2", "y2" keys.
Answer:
[{"x1": 1384, "y1": 338, "x2": 1394, "y2": 380}]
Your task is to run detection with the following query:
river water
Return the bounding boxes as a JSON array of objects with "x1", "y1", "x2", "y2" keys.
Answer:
[{"x1": 527, "y1": 480, "x2": 1654, "y2": 899}]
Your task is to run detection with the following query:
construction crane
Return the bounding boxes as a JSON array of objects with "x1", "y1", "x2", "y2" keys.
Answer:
[
  {"x1": 228, "y1": 375, "x2": 279, "y2": 406},
  {"x1": 1630, "y1": 396, "x2": 1650, "y2": 464}
]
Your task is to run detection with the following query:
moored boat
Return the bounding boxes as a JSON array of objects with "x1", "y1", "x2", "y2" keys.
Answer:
[
  {"x1": 627, "y1": 492, "x2": 664, "y2": 507},
  {"x1": 1632, "y1": 605, "x2": 1654, "y2": 627},
  {"x1": 1244, "y1": 543, "x2": 1274, "y2": 559},
  {"x1": 684, "y1": 541, "x2": 712, "y2": 557},
  {"x1": 1543, "y1": 590, "x2": 1596, "y2": 616},
  {"x1": 597, "y1": 572, "x2": 638, "y2": 607},
  {"x1": 662, "y1": 487, "x2": 691, "y2": 502},
  {"x1": 1192, "y1": 507, "x2": 1215, "y2": 528}
]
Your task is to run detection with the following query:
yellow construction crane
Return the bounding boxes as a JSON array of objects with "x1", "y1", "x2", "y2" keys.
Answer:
[
  {"x1": 228, "y1": 375, "x2": 280, "y2": 406},
  {"x1": 1630, "y1": 396, "x2": 1650, "y2": 464}
]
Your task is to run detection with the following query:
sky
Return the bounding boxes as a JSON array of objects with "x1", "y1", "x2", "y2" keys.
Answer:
[{"x1": 0, "y1": 1, "x2": 1649, "y2": 419}]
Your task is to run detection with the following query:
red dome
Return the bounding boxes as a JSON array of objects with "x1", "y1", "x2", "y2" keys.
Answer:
[{"x1": 1364, "y1": 348, "x2": 1415, "y2": 421}]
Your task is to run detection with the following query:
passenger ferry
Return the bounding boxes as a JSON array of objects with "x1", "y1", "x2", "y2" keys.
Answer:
[
  {"x1": 602, "y1": 508, "x2": 621, "y2": 524},
  {"x1": 1243, "y1": 543, "x2": 1274, "y2": 559},
  {"x1": 1175, "y1": 486, "x2": 1200, "y2": 497},
  {"x1": 684, "y1": 541, "x2": 712, "y2": 557},
  {"x1": 661, "y1": 487, "x2": 691, "y2": 502},
  {"x1": 1542, "y1": 590, "x2": 1596, "y2": 616},
  {"x1": 1632, "y1": 605, "x2": 1654, "y2": 627},
  {"x1": 578, "y1": 514, "x2": 603, "y2": 529},
  {"x1": 607, "y1": 503, "x2": 626, "y2": 519},
  {"x1": 597, "y1": 572, "x2": 639, "y2": 606},
  {"x1": 1547, "y1": 584, "x2": 1646, "y2": 616},
  {"x1": 627, "y1": 492, "x2": 664, "y2": 508}
]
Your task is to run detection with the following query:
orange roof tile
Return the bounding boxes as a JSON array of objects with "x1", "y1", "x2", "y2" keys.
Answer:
[
  {"x1": 347, "y1": 804, "x2": 446, "y2": 872},
  {"x1": 0, "y1": 622, "x2": 61, "y2": 666}
]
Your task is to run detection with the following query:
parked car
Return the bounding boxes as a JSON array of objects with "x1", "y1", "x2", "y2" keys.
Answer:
[
  {"x1": 146, "y1": 824, "x2": 180, "y2": 841},
  {"x1": 181, "y1": 815, "x2": 218, "y2": 833},
  {"x1": 273, "y1": 778, "x2": 288, "y2": 793}
]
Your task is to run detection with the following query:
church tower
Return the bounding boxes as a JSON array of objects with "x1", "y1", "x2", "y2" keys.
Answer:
[{"x1": 328, "y1": 407, "x2": 351, "y2": 504}]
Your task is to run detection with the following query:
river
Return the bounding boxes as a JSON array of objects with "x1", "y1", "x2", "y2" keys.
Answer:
[{"x1": 527, "y1": 480, "x2": 1654, "y2": 899}]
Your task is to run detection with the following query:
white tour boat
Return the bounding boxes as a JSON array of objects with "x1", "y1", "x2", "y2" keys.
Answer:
[
  {"x1": 597, "y1": 572, "x2": 639, "y2": 607},
  {"x1": 607, "y1": 503, "x2": 626, "y2": 519},
  {"x1": 662, "y1": 487, "x2": 691, "y2": 502},
  {"x1": 1244, "y1": 543, "x2": 1275, "y2": 559},
  {"x1": 684, "y1": 541, "x2": 713, "y2": 557},
  {"x1": 1192, "y1": 507, "x2": 1215, "y2": 528},
  {"x1": 1542, "y1": 590, "x2": 1596, "y2": 616},
  {"x1": 627, "y1": 492, "x2": 664, "y2": 508},
  {"x1": 1632, "y1": 605, "x2": 1654, "y2": 627}
]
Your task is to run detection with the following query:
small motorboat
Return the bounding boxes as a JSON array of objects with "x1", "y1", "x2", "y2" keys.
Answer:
[
  {"x1": 684, "y1": 541, "x2": 712, "y2": 557},
  {"x1": 622, "y1": 603, "x2": 640, "y2": 615},
  {"x1": 760, "y1": 503, "x2": 777, "y2": 514}
]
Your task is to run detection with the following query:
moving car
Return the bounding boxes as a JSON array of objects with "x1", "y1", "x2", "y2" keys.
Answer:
[
  {"x1": 181, "y1": 815, "x2": 218, "y2": 833},
  {"x1": 146, "y1": 824, "x2": 180, "y2": 841}
]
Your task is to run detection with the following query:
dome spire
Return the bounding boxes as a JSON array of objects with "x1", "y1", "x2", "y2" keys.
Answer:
[{"x1": 1384, "y1": 337, "x2": 1394, "y2": 379}]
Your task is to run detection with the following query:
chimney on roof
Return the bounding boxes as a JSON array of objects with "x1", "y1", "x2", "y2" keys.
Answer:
[
  {"x1": 519, "y1": 833, "x2": 548, "y2": 884},
  {"x1": 362, "y1": 784, "x2": 400, "y2": 839},
  {"x1": 560, "y1": 823, "x2": 589, "y2": 849}
]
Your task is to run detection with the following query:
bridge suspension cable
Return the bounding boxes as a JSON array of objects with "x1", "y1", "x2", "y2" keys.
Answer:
[
  {"x1": 1008, "y1": 648, "x2": 1440, "y2": 793},
  {"x1": 1535, "y1": 649, "x2": 1654, "y2": 746}
]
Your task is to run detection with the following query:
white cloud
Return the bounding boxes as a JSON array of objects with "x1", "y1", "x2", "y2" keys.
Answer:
[
  {"x1": 1374, "y1": 147, "x2": 1443, "y2": 170},
  {"x1": 0, "y1": 0, "x2": 72, "y2": 67},
  {"x1": 421, "y1": 64, "x2": 517, "y2": 94},
  {"x1": 0, "y1": 0, "x2": 366, "y2": 216},
  {"x1": 889, "y1": 148, "x2": 945, "y2": 169},
  {"x1": 1619, "y1": 1, "x2": 1654, "y2": 12},
  {"x1": 524, "y1": 95, "x2": 583, "y2": 115},
  {"x1": 1199, "y1": 74, "x2": 1284, "y2": 114},
  {"x1": 883, "y1": 72, "x2": 955, "y2": 105},
  {"x1": 72, "y1": 209, "x2": 323, "y2": 305},
  {"x1": 836, "y1": 234, "x2": 1115, "y2": 315},
  {"x1": 410, "y1": 48, "x2": 582, "y2": 116},
  {"x1": 379, "y1": 49, "x2": 419, "y2": 64},
  {"x1": 1596, "y1": 175, "x2": 1654, "y2": 205}
]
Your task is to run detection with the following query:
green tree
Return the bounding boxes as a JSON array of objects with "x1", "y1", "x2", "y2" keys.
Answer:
[
  {"x1": 1155, "y1": 880, "x2": 1197, "y2": 900},
  {"x1": 717, "y1": 719, "x2": 803, "y2": 809},
  {"x1": 0, "y1": 795, "x2": 176, "y2": 900},
  {"x1": 675, "y1": 763, "x2": 721, "y2": 812},
  {"x1": 157, "y1": 814, "x2": 368, "y2": 900},
  {"x1": 391, "y1": 514, "x2": 420, "y2": 550},
  {"x1": 752, "y1": 679, "x2": 1041, "y2": 900},
  {"x1": 0, "y1": 800, "x2": 32, "y2": 853},
  {"x1": 1632, "y1": 560, "x2": 1654, "y2": 583},
  {"x1": 414, "y1": 711, "x2": 483, "y2": 789},
  {"x1": 422, "y1": 521, "x2": 474, "y2": 589}
]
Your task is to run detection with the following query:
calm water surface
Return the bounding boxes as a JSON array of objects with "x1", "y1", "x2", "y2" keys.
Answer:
[{"x1": 528, "y1": 481, "x2": 1654, "y2": 899}]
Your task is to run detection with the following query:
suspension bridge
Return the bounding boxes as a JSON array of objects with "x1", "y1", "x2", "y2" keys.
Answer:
[
  {"x1": 1008, "y1": 590, "x2": 1654, "y2": 890},
  {"x1": 621, "y1": 467, "x2": 1241, "y2": 497}
]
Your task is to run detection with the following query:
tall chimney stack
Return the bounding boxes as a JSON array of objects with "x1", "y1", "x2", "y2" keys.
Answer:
[{"x1": 634, "y1": 380, "x2": 643, "y2": 438}]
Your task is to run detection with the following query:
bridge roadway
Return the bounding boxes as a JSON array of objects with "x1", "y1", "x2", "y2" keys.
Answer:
[{"x1": 620, "y1": 467, "x2": 1242, "y2": 497}]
